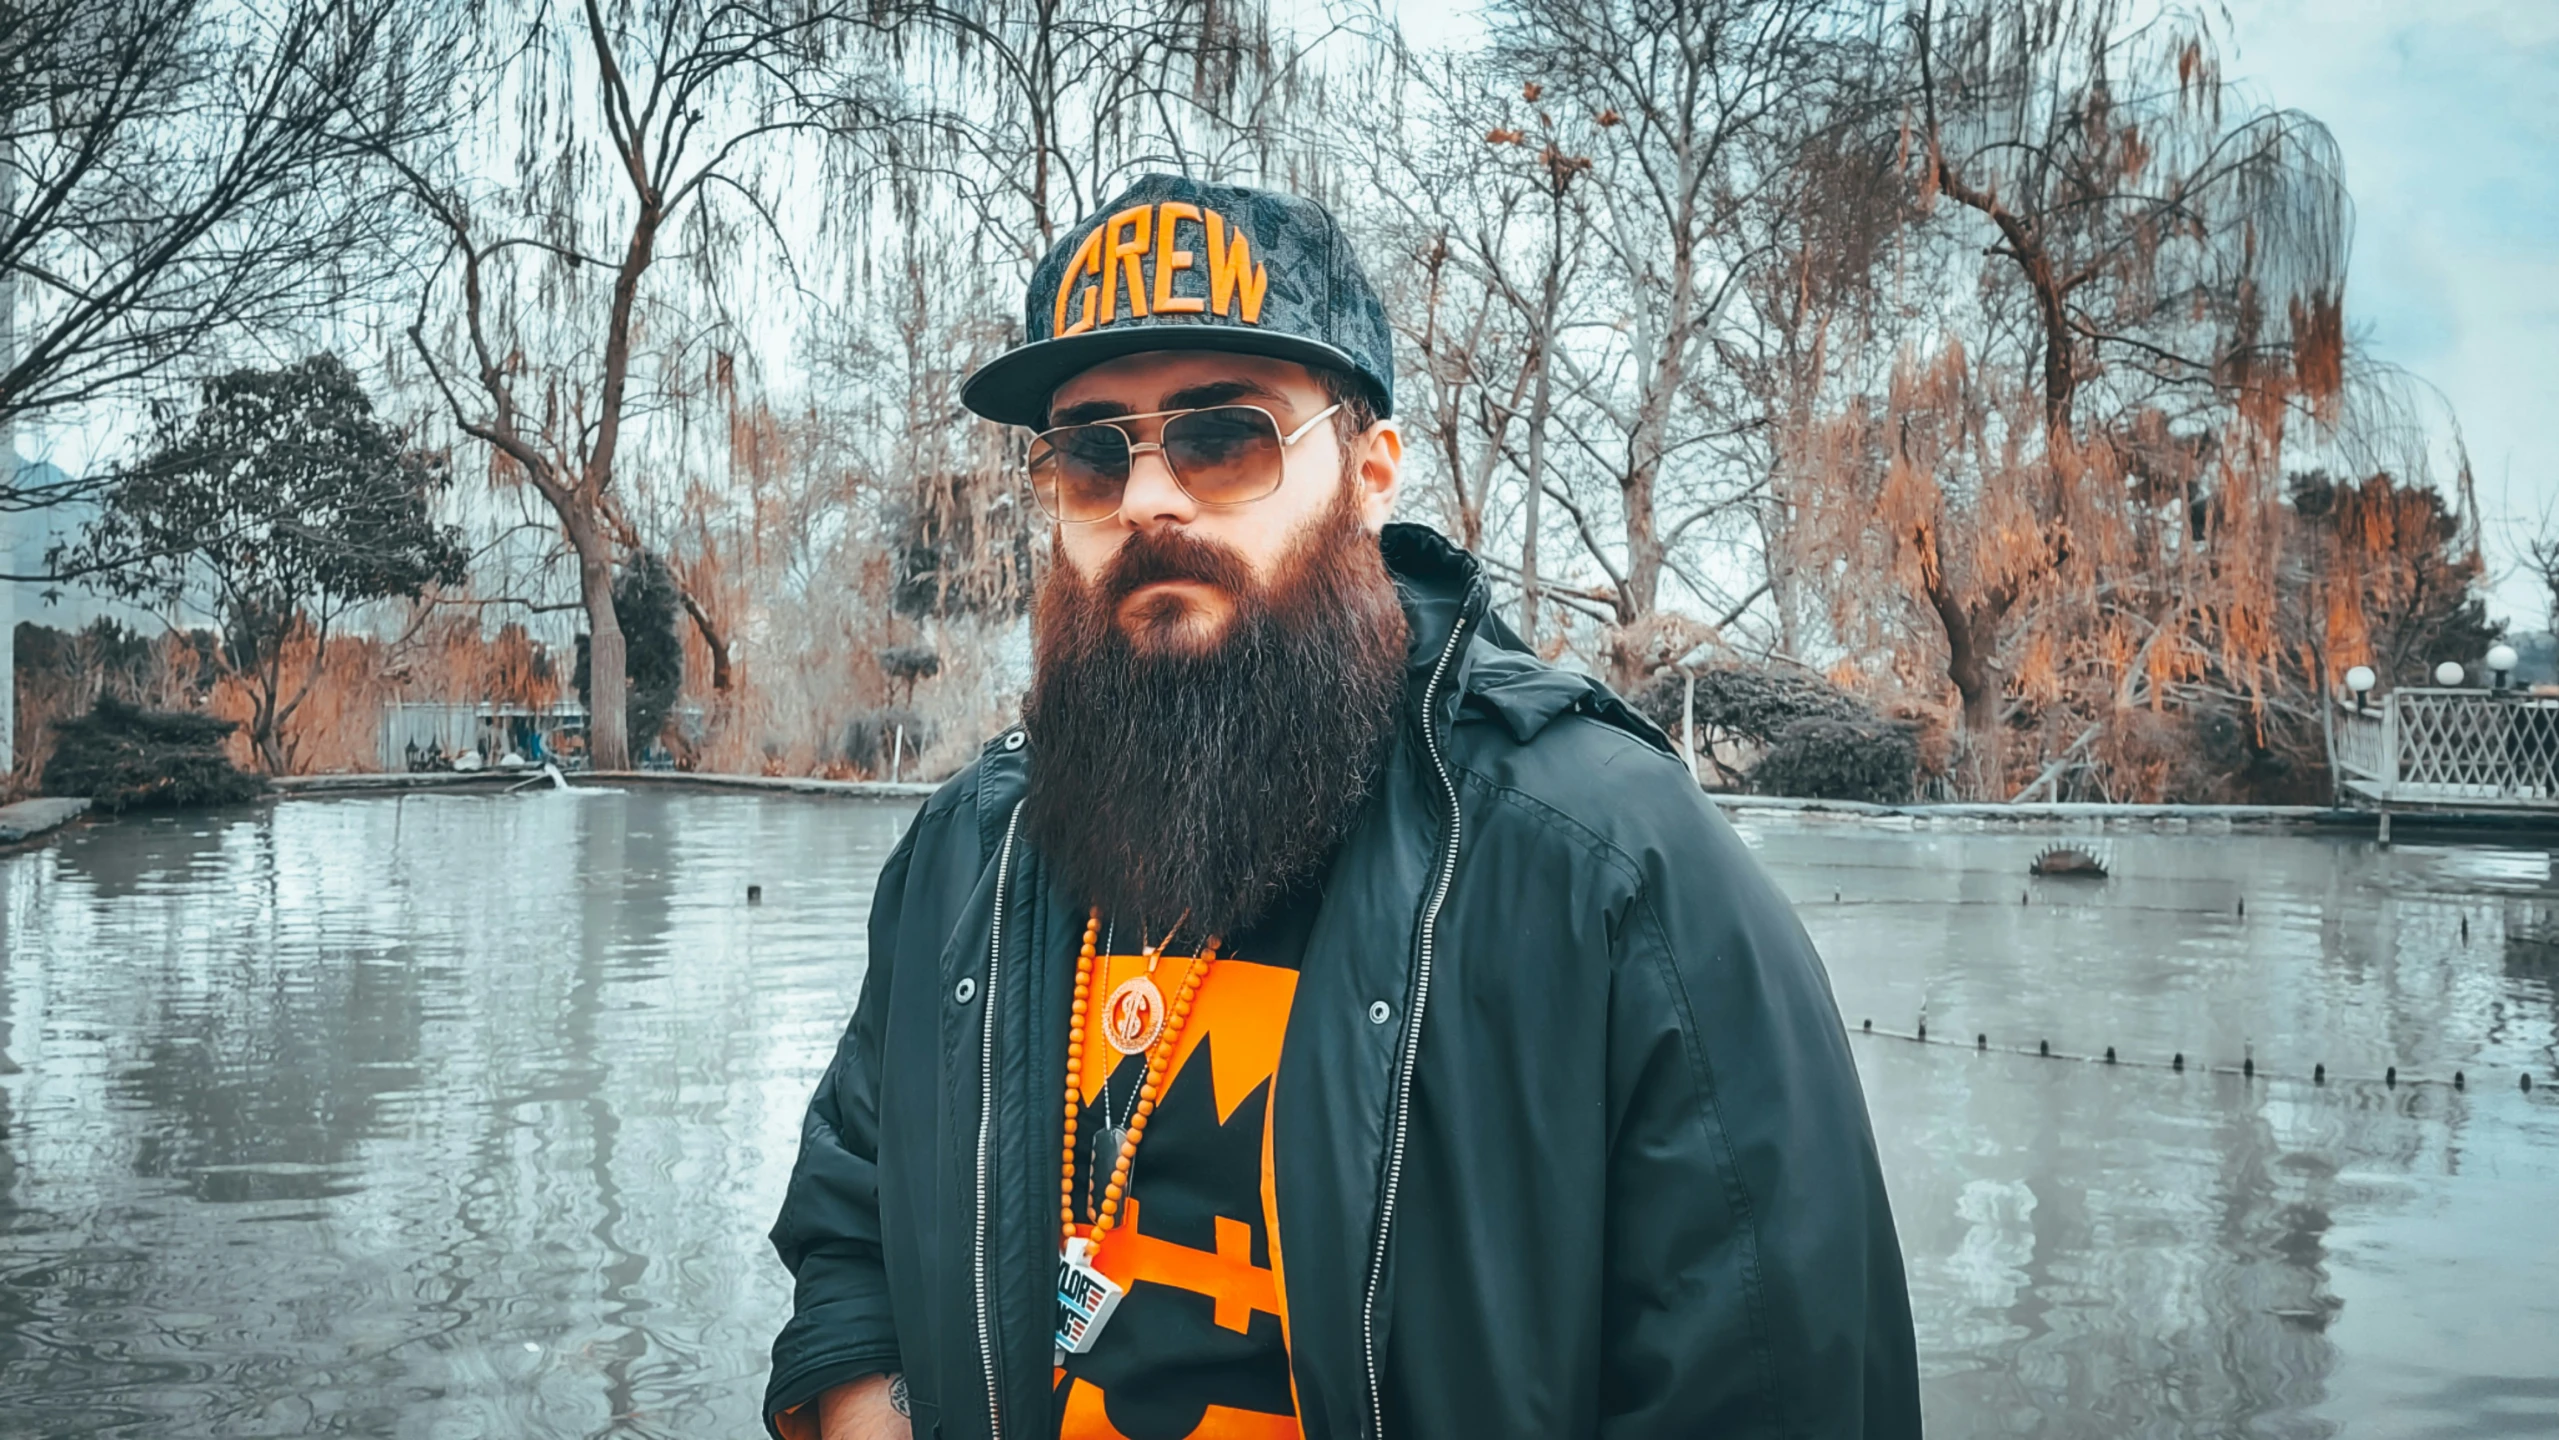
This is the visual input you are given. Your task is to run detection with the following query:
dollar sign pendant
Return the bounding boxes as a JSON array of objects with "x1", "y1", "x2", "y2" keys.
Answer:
[{"x1": 1104, "y1": 975, "x2": 1166, "y2": 1055}]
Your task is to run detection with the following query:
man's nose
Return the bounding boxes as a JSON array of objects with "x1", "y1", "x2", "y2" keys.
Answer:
[{"x1": 1116, "y1": 442, "x2": 1197, "y2": 528}]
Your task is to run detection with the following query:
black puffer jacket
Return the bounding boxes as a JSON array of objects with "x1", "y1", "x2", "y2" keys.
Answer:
[{"x1": 766, "y1": 524, "x2": 1920, "y2": 1439}]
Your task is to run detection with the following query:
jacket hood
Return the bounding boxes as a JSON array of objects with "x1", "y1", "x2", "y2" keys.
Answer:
[
  {"x1": 1380, "y1": 521, "x2": 1675, "y2": 755},
  {"x1": 1379, "y1": 521, "x2": 1487, "y2": 689}
]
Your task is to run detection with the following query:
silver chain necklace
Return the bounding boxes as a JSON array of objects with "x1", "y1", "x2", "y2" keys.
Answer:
[{"x1": 1086, "y1": 917, "x2": 1141, "y2": 1216}]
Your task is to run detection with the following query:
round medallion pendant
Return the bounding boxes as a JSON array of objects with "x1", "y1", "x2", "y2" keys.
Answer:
[{"x1": 1103, "y1": 975, "x2": 1167, "y2": 1056}]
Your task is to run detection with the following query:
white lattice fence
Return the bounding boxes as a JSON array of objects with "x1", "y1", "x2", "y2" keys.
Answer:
[
  {"x1": 2383, "y1": 689, "x2": 2559, "y2": 802},
  {"x1": 2335, "y1": 705, "x2": 2389, "y2": 785}
]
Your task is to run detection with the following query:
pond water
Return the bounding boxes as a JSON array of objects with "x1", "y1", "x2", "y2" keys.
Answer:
[{"x1": 1, "y1": 790, "x2": 2553, "y2": 1437}]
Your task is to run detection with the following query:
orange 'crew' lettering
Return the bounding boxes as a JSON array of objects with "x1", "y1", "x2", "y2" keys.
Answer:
[
  {"x1": 1152, "y1": 202, "x2": 1206, "y2": 314},
  {"x1": 1103, "y1": 206, "x2": 1154, "y2": 323},
  {"x1": 1205, "y1": 212, "x2": 1267, "y2": 324},
  {"x1": 1053, "y1": 202, "x2": 1267, "y2": 334},
  {"x1": 1055, "y1": 227, "x2": 1107, "y2": 337}
]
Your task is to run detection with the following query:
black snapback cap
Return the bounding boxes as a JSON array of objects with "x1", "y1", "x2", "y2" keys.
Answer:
[{"x1": 960, "y1": 174, "x2": 1394, "y2": 429}]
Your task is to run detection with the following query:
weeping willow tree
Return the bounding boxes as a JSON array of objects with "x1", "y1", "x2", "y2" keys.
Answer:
[
  {"x1": 370, "y1": 0, "x2": 886, "y2": 770},
  {"x1": 1788, "y1": 0, "x2": 2367, "y2": 798},
  {"x1": 861, "y1": 0, "x2": 1316, "y2": 256}
]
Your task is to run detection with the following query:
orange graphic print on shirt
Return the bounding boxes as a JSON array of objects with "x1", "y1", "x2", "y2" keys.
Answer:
[{"x1": 1056, "y1": 946, "x2": 1300, "y2": 1440}]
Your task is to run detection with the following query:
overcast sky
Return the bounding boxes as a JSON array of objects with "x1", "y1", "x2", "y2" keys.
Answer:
[{"x1": 2221, "y1": 0, "x2": 2559, "y2": 630}]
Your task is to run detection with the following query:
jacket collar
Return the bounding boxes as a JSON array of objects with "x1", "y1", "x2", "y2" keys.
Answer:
[
  {"x1": 1379, "y1": 521, "x2": 1492, "y2": 693},
  {"x1": 1381, "y1": 522, "x2": 1677, "y2": 757}
]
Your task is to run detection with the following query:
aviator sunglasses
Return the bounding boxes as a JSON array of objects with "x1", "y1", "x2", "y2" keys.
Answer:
[{"x1": 1024, "y1": 402, "x2": 1343, "y2": 524}]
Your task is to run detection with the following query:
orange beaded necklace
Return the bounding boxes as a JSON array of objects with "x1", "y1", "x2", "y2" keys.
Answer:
[{"x1": 1060, "y1": 905, "x2": 1218, "y2": 1253}]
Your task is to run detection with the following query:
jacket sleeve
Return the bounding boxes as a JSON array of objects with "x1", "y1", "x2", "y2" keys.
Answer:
[
  {"x1": 763, "y1": 821, "x2": 920, "y2": 1438},
  {"x1": 1599, "y1": 803, "x2": 1922, "y2": 1438}
]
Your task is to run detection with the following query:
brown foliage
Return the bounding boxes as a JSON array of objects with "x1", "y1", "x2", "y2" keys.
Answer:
[
  {"x1": 1776, "y1": 3, "x2": 2402, "y2": 799},
  {"x1": 10, "y1": 622, "x2": 215, "y2": 796}
]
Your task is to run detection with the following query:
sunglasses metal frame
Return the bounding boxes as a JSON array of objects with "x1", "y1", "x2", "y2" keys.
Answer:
[{"x1": 1023, "y1": 402, "x2": 1345, "y2": 524}]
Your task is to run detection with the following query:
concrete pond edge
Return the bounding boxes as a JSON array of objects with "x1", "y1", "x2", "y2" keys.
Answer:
[
  {"x1": 0, "y1": 796, "x2": 91, "y2": 848},
  {"x1": 268, "y1": 769, "x2": 944, "y2": 801},
  {"x1": 2, "y1": 772, "x2": 2543, "y2": 842},
  {"x1": 264, "y1": 771, "x2": 2539, "y2": 838}
]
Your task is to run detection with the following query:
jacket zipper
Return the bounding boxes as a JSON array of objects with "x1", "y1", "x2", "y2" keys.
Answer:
[
  {"x1": 975, "y1": 801, "x2": 1026, "y2": 1440},
  {"x1": 1362, "y1": 617, "x2": 1470, "y2": 1438}
]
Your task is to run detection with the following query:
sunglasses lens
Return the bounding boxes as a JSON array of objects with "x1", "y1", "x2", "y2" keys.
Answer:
[
  {"x1": 1028, "y1": 424, "x2": 1131, "y2": 521},
  {"x1": 1163, "y1": 406, "x2": 1284, "y2": 505}
]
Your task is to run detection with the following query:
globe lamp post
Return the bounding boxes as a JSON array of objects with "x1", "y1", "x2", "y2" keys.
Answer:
[{"x1": 2488, "y1": 642, "x2": 2520, "y2": 694}]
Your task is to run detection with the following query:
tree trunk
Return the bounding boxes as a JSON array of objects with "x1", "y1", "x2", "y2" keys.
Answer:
[
  {"x1": 1622, "y1": 464, "x2": 1664, "y2": 626},
  {"x1": 1931, "y1": 589, "x2": 2001, "y2": 796},
  {"x1": 253, "y1": 695, "x2": 285, "y2": 775},
  {"x1": 682, "y1": 588, "x2": 732, "y2": 691},
  {"x1": 1521, "y1": 249, "x2": 1561, "y2": 649},
  {"x1": 576, "y1": 525, "x2": 629, "y2": 771},
  {"x1": 240, "y1": 616, "x2": 286, "y2": 774}
]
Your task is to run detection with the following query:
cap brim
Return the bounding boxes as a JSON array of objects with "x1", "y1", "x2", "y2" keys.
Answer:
[{"x1": 960, "y1": 326, "x2": 1387, "y2": 429}]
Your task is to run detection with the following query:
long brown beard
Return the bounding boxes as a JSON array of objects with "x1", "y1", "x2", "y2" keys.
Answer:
[{"x1": 1022, "y1": 485, "x2": 1410, "y2": 943}]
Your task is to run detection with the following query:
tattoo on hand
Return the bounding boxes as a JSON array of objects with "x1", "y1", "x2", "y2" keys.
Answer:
[{"x1": 889, "y1": 1373, "x2": 910, "y2": 1418}]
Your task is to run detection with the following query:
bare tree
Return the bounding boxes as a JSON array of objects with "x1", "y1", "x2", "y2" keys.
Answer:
[
  {"x1": 377, "y1": 0, "x2": 879, "y2": 770},
  {"x1": 1487, "y1": 0, "x2": 1847, "y2": 684},
  {"x1": 2528, "y1": 533, "x2": 2559, "y2": 637},
  {"x1": 1361, "y1": 49, "x2": 1597, "y2": 645},
  {"x1": 1, "y1": 0, "x2": 443, "y2": 501},
  {"x1": 869, "y1": 0, "x2": 1321, "y2": 260}
]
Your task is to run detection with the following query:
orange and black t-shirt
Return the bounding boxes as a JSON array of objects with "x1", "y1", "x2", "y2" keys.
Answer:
[{"x1": 1054, "y1": 898, "x2": 1311, "y2": 1440}]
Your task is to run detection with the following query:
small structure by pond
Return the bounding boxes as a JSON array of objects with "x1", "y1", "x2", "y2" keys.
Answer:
[{"x1": 2030, "y1": 843, "x2": 2110, "y2": 877}]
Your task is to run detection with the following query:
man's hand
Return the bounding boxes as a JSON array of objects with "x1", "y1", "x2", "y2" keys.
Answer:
[{"x1": 817, "y1": 1373, "x2": 912, "y2": 1440}]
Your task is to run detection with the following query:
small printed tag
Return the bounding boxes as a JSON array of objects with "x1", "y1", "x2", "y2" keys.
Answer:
[{"x1": 1055, "y1": 1239, "x2": 1125, "y2": 1356}]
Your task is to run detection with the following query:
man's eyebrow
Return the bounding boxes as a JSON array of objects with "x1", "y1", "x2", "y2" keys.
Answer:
[
  {"x1": 1046, "y1": 397, "x2": 1132, "y2": 427},
  {"x1": 1163, "y1": 378, "x2": 1283, "y2": 411},
  {"x1": 1046, "y1": 378, "x2": 1287, "y2": 428}
]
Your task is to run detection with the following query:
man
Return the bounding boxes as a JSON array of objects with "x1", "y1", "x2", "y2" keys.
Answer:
[{"x1": 765, "y1": 175, "x2": 1920, "y2": 1440}]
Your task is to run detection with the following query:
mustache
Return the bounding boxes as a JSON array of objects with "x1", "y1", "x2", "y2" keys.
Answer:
[{"x1": 1099, "y1": 525, "x2": 1257, "y2": 603}]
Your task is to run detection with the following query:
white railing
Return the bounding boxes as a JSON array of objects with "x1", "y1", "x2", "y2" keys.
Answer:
[{"x1": 2335, "y1": 687, "x2": 2559, "y2": 807}]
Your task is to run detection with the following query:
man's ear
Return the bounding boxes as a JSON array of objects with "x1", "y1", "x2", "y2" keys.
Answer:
[{"x1": 1353, "y1": 420, "x2": 1402, "y2": 534}]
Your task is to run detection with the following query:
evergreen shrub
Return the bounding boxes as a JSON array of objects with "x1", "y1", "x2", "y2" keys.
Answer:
[
  {"x1": 42, "y1": 696, "x2": 263, "y2": 811},
  {"x1": 1747, "y1": 715, "x2": 1918, "y2": 804}
]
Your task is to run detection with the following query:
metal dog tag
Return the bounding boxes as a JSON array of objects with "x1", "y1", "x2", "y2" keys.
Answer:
[{"x1": 1055, "y1": 1238, "x2": 1125, "y2": 1360}]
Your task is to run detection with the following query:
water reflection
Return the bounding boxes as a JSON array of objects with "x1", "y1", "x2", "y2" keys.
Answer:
[
  {"x1": 1739, "y1": 820, "x2": 2559, "y2": 1438},
  {"x1": 1, "y1": 799, "x2": 2553, "y2": 1435},
  {"x1": 2, "y1": 790, "x2": 905, "y2": 1436}
]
